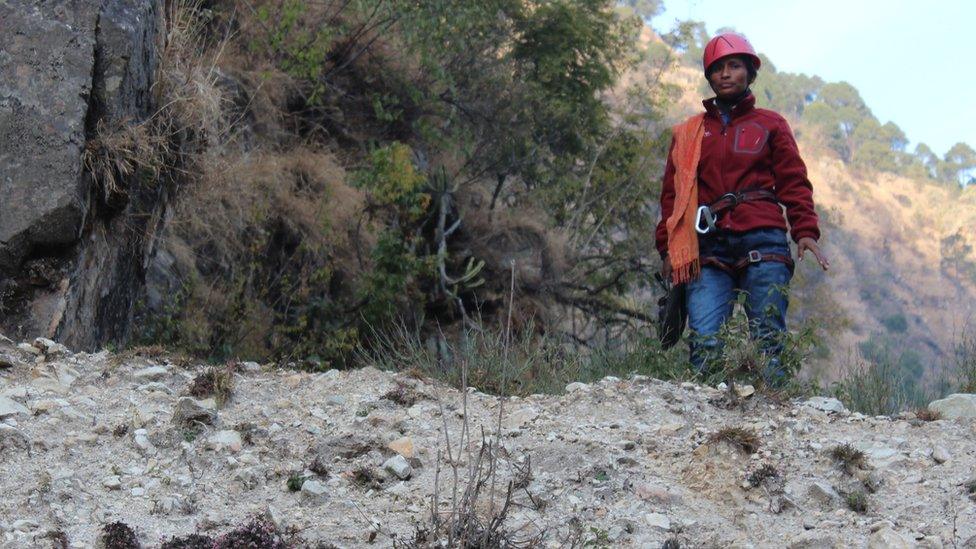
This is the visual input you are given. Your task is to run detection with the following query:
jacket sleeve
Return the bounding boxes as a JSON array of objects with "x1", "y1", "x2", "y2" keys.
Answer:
[
  {"x1": 655, "y1": 136, "x2": 678, "y2": 259},
  {"x1": 770, "y1": 116, "x2": 821, "y2": 243}
]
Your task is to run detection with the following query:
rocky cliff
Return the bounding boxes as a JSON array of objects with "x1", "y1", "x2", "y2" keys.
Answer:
[{"x1": 0, "y1": 0, "x2": 165, "y2": 350}]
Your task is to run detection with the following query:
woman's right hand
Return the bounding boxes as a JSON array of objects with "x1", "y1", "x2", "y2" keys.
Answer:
[{"x1": 661, "y1": 255, "x2": 672, "y2": 283}]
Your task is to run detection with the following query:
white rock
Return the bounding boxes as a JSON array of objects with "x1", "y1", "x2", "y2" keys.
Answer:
[
  {"x1": 735, "y1": 384, "x2": 756, "y2": 398},
  {"x1": 103, "y1": 476, "x2": 122, "y2": 490},
  {"x1": 0, "y1": 396, "x2": 30, "y2": 418},
  {"x1": 240, "y1": 361, "x2": 262, "y2": 373},
  {"x1": 137, "y1": 382, "x2": 172, "y2": 394},
  {"x1": 17, "y1": 343, "x2": 40, "y2": 355},
  {"x1": 383, "y1": 455, "x2": 412, "y2": 480},
  {"x1": 644, "y1": 512, "x2": 671, "y2": 531},
  {"x1": 804, "y1": 397, "x2": 847, "y2": 414},
  {"x1": 325, "y1": 395, "x2": 346, "y2": 406},
  {"x1": 928, "y1": 394, "x2": 976, "y2": 419},
  {"x1": 301, "y1": 479, "x2": 329, "y2": 500},
  {"x1": 134, "y1": 429, "x2": 154, "y2": 452},
  {"x1": 565, "y1": 382, "x2": 589, "y2": 393},
  {"x1": 132, "y1": 366, "x2": 169, "y2": 381},
  {"x1": 868, "y1": 527, "x2": 914, "y2": 549},
  {"x1": 931, "y1": 446, "x2": 950, "y2": 464},
  {"x1": 808, "y1": 481, "x2": 841, "y2": 505},
  {"x1": 208, "y1": 430, "x2": 243, "y2": 453},
  {"x1": 0, "y1": 424, "x2": 30, "y2": 450},
  {"x1": 131, "y1": 487, "x2": 146, "y2": 497},
  {"x1": 503, "y1": 408, "x2": 539, "y2": 429},
  {"x1": 12, "y1": 519, "x2": 40, "y2": 532},
  {"x1": 33, "y1": 337, "x2": 69, "y2": 356}
]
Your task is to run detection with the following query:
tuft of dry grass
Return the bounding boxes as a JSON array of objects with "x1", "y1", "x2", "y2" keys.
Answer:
[
  {"x1": 83, "y1": 119, "x2": 167, "y2": 204},
  {"x1": 351, "y1": 466, "x2": 386, "y2": 491},
  {"x1": 709, "y1": 427, "x2": 760, "y2": 454},
  {"x1": 828, "y1": 443, "x2": 868, "y2": 474},
  {"x1": 747, "y1": 464, "x2": 780, "y2": 488},
  {"x1": 187, "y1": 364, "x2": 234, "y2": 406},
  {"x1": 914, "y1": 407, "x2": 943, "y2": 422},
  {"x1": 382, "y1": 381, "x2": 422, "y2": 407}
]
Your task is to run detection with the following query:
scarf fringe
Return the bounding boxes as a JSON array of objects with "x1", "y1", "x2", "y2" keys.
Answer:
[{"x1": 671, "y1": 259, "x2": 700, "y2": 286}]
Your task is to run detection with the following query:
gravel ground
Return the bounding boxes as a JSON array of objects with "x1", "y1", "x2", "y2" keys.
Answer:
[{"x1": 1, "y1": 335, "x2": 974, "y2": 548}]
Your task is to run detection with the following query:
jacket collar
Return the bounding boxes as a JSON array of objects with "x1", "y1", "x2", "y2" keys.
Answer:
[{"x1": 703, "y1": 92, "x2": 756, "y2": 120}]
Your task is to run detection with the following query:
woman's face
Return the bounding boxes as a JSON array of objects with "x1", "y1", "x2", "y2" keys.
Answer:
[{"x1": 707, "y1": 56, "x2": 751, "y2": 100}]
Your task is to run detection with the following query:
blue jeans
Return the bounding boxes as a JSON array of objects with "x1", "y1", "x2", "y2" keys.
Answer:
[{"x1": 685, "y1": 228, "x2": 793, "y2": 384}]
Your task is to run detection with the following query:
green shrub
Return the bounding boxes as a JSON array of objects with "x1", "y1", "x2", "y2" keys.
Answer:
[
  {"x1": 831, "y1": 353, "x2": 918, "y2": 415},
  {"x1": 880, "y1": 313, "x2": 908, "y2": 334}
]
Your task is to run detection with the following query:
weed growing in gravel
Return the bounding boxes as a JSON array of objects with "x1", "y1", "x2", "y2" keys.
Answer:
[
  {"x1": 308, "y1": 456, "x2": 329, "y2": 477},
  {"x1": 213, "y1": 516, "x2": 287, "y2": 549},
  {"x1": 747, "y1": 464, "x2": 780, "y2": 488},
  {"x1": 965, "y1": 479, "x2": 976, "y2": 502},
  {"x1": 101, "y1": 521, "x2": 140, "y2": 549},
  {"x1": 188, "y1": 364, "x2": 234, "y2": 407},
  {"x1": 710, "y1": 427, "x2": 760, "y2": 454},
  {"x1": 286, "y1": 472, "x2": 309, "y2": 492},
  {"x1": 661, "y1": 539, "x2": 682, "y2": 549},
  {"x1": 382, "y1": 381, "x2": 422, "y2": 407},
  {"x1": 45, "y1": 530, "x2": 69, "y2": 549},
  {"x1": 351, "y1": 466, "x2": 385, "y2": 491},
  {"x1": 159, "y1": 534, "x2": 213, "y2": 549},
  {"x1": 845, "y1": 488, "x2": 869, "y2": 513},
  {"x1": 914, "y1": 408, "x2": 942, "y2": 422},
  {"x1": 828, "y1": 443, "x2": 868, "y2": 474}
]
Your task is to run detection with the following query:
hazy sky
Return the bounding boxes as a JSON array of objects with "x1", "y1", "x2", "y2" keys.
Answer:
[{"x1": 654, "y1": 0, "x2": 974, "y2": 157}]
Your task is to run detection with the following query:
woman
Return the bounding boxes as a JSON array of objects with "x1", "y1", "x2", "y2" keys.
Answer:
[{"x1": 655, "y1": 32, "x2": 830, "y2": 387}]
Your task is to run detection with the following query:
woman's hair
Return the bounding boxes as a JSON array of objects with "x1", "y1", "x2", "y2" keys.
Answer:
[{"x1": 706, "y1": 54, "x2": 758, "y2": 84}]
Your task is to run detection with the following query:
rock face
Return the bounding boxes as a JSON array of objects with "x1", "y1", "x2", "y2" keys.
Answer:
[{"x1": 0, "y1": 0, "x2": 164, "y2": 350}]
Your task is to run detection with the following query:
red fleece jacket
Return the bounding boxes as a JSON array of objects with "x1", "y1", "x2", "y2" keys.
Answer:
[{"x1": 655, "y1": 94, "x2": 821, "y2": 259}]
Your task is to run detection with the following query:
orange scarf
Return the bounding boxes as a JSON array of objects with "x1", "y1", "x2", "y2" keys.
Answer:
[{"x1": 666, "y1": 113, "x2": 706, "y2": 285}]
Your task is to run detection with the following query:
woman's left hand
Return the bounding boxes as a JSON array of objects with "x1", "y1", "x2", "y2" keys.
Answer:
[{"x1": 797, "y1": 237, "x2": 829, "y2": 271}]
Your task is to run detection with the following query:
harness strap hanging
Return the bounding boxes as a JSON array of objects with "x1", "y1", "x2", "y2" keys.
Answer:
[{"x1": 701, "y1": 251, "x2": 795, "y2": 276}]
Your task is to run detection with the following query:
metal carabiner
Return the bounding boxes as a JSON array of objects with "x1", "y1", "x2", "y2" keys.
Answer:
[{"x1": 695, "y1": 205, "x2": 718, "y2": 234}]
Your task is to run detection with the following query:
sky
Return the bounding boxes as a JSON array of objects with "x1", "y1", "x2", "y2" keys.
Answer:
[{"x1": 653, "y1": 0, "x2": 974, "y2": 157}]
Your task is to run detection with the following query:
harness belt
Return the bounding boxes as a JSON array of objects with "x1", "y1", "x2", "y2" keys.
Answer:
[
  {"x1": 702, "y1": 251, "x2": 795, "y2": 276},
  {"x1": 695, "y1": 189, "x2": 779, "y2": 234},
  {"x1": 695, "y1": 189, "x2": 793, "y2": 275}
]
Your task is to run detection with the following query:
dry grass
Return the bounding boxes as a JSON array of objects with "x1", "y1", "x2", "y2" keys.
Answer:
[
  {"x1": 84, "y1": 0, "x2": 227, "y2": 206},
  {"x1": 747, "y1": 464, "x2": 780, "y2": 488},
  {"x1": 709, "y1": 427, "x2": 761, "y2": 454},
  {"x1": 828, "y1": 443, "x2": 868, "y2": 474},
  {"x1": 187, "y1": 364, "x2": 235, "y2": 407},
  {"x1": 914, "y1": 408, "x2": 943, "y2": 422},
  {"x1": 83, "y1": 119, "x2": 167, "y2": 203}
]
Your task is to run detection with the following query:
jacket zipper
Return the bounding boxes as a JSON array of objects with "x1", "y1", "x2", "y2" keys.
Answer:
[{"x1": 719, "y1": 114, "x2": 731, "y2": 230}]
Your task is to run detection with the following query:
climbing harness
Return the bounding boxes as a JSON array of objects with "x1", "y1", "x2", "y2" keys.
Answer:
[
  {"x1": 694, "y1": 189, "x2": 779, "y2": 235},
  {"x1": 695, "y1": 189, "x2": 795, "y2": 276}
]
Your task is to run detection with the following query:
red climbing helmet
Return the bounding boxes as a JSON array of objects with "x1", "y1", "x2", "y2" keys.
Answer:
[{"x1": 702, "y1": 32, "x2": 761, "y2": 76}]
